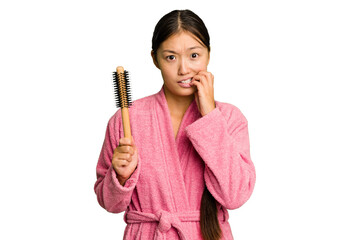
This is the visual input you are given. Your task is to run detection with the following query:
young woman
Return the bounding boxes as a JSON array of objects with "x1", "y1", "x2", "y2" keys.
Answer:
[{"x1": 94, "y1": 9, "x2": 256, "y2": 240}]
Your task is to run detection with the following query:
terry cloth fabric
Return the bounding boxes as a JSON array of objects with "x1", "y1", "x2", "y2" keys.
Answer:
[{"x1": 94, "y1": 84, "x2": 256, "y2": 239}]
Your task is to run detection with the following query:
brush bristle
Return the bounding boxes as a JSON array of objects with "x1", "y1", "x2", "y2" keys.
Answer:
[{"x1": 112, "y1": 70, "x2": 132, "y2": 108}]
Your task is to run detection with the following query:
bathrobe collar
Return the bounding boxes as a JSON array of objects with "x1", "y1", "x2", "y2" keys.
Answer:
[
  {"x1": 155, "y1": 84, "x2": 200, "y2": 138},
  {"x1": 154, "y1": 84, "x2": 202, "y2": 211}
]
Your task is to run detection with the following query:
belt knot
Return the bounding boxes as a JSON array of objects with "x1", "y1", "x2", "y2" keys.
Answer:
[
  {"x1": 124, "y1": 209, "x2": 201, "y2": 240},
  {"x1": 155, "y1": 210, "x2": 181, "y2": 233}
]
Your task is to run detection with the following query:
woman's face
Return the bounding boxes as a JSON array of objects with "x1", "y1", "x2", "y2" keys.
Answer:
[{"x1": 152, "y1": 31, "x2": 210, "y2": 98}]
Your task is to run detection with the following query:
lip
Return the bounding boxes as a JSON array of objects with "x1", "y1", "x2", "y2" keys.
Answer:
[
  {"x1": 177, "y1": 77, "x2": 193, "y2": 83},
  {"x1": 177, "y1": 77, "x2": 194, "y2": 88}
]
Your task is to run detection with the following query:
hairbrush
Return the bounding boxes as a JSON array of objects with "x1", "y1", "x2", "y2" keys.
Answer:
[{"x1": 113, "y1": 66, "x2": 133, "y2": 139}]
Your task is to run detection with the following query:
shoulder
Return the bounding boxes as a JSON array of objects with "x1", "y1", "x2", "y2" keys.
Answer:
[
  {"x1": 214, "y1": 100, "x2": 248, "y2": 124},
  {"x1": 131, "y1": 92, "x2": 156, "y2": 110}
]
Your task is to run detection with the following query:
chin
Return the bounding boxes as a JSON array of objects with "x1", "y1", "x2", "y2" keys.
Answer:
[{"x1": 174, "y1": 89, "x2": 195, "y2": 97}]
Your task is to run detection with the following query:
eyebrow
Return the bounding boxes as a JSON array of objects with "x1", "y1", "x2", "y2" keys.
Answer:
[{"x1": 162, "y1": 46, "x2": 203, "y2": 54}]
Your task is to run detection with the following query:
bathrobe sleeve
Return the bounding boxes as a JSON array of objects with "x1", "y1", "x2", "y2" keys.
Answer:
[
  {"x1": 184, "y1": 104, "x2": 256, "y2": 210},
  {"x1": 94, "y1": 111, "x2": 141, "y2": 213}
]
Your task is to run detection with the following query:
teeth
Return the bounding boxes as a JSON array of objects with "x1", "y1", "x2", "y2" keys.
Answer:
[{"x1": 181, "y1": 79, "x2": 191, "y2": 83}]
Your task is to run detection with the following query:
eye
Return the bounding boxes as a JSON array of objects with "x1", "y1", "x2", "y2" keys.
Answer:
[
  {"x1": 191, "y1": 53, "x2": 199, "y2": 59},
  {"x1": 166, "y1": 55, "x2": 176, "y2": 61}
]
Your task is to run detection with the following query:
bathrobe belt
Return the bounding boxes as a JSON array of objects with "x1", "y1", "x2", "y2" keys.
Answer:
[{"x1": 125, "y1": 209, "x2": 229, "y2": 240}]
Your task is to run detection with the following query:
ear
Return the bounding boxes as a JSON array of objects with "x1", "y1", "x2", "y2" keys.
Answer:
[{"x1": 151, "y1": 50, "x2": 160, "y2": 69}]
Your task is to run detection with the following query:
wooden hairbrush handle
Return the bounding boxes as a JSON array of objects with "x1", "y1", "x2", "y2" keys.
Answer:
[{"x1": 116, "y1": 66, "x2": 132, "y2": 139}]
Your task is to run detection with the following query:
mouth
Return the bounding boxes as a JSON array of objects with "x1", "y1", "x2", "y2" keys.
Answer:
[{"x1": 177, "y1": 78, "x2": 192, "y2": 84}]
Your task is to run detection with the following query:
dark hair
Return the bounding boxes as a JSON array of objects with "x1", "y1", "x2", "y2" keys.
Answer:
[
  {"x1": 152, "y1": 9, "x2": 211, "y2": 59},
  {"x1": 152, "y1": 10, "x2": 222, "y2": 240}
]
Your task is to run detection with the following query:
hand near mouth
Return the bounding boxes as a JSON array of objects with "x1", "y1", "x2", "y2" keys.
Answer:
[{"x1": 189, "y1": 70, "x2": 216, "y2": 116}]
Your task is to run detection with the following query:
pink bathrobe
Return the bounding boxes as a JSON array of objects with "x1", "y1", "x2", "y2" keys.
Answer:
[{"x1": 94, "y1": 85, "x2": 256, "y2": 239}]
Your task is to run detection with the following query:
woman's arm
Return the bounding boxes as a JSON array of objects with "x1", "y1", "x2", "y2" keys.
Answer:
[
  {"x1": 185, "y1": 103, "x2": 256, "y2": 210},
  {"x1": 94, "y1": 112, "x2": 141, "y2": 213}
]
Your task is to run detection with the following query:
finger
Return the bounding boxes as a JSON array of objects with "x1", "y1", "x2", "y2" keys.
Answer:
[
  {"x1": 197, "y1": 71, "x2": 213, "y2": 87},
  {"x1": 203, "y1": 71, "x2": 214, "y2": 86},
  {"x1": 197, "y1": 70, "x2": 211, "y2": 79},
  {"x1": 194, "y1": 72, "x2": 211, "y2": 88},
  {"x1": 191, "y1": 75, "x2": 206, "y2": 92},
  {"x1": 115, "y1": 153, "x2": 132, "y2": 161},
  {"x1": 192, "y1": 74, "x2": 206, "y2": 85},
  {"x1": 118, "y1": 145, "x2": 134, "y2": 155},
  {"x1": 193, "y1": 72, "x2": 205, "y2": 80},
  {"x1": 114, "y1": 145, "x2": 130, "y2": 155},
  {"x1": 190, "y1": 78, "x2": 203, "y2": 92},
  {"x1": 119, "y1": 137, "x2": 131, "y2": 146},
  {"x1": 115, "y1": 159, "x2": 129, "y2": 167}
]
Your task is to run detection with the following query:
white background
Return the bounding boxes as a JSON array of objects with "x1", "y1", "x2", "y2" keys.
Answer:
[{"x1": 1, "y1": 0, "x2": 359, "y2": 239}]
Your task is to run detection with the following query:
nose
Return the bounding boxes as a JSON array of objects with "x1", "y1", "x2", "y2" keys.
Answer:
[{"x1": 178, "y1": 58, "x2": 189, "y2": 76}]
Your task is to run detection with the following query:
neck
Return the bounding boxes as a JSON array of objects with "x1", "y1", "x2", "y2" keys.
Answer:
[{"x1": 163, "y1": 84, "x2": 195, "y2": 118}]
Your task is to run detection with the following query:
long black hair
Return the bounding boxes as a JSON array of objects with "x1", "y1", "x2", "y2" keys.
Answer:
[{"x1": 152, "y1": 9, "x2": 222, "y2": 240}]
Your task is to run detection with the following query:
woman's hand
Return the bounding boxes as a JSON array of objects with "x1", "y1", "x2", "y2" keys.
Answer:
[
  {"x1": 112, "y1": 136, "x2": 138, "y2": 186},
  {"x1": 190, "y1": 70, "x2": 216, "y2": 116}
]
